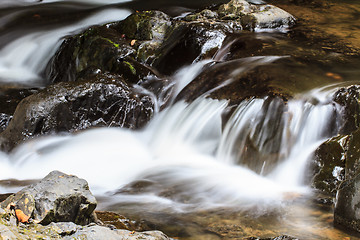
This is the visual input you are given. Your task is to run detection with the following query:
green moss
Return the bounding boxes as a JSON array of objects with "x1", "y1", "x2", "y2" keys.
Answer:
[
  {"x1": 100, "y1": 37, "x2": 120, "y2": 48},
  {"x1": 123, "y1": 61, "x2": 137, "y2": 75}
]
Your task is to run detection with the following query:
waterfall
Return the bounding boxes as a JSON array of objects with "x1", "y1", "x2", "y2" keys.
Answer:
[
  {"x1": 0, "y1": 8, "x2": 131, "y2": 86},
  {"x1": 217, "y1": 94, "x2": 340, "y2": 187},
  {"x1": 0, "y1": 77, "x2": 344, "y2": 212}
]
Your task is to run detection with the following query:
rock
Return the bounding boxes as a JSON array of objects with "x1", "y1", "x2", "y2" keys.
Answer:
[
  {"x1": 0, "y1": 171, "x2": 97, "y2": 225},
  {"x1": 245, "y1": 236, "x2": 299, "y2": 240},
  {"x1": 152, "y1": 22, "x2": 228, "y2": 75},
  {"x1": 47, "y1": 24, "x2": 160, "y2": 85},
  {"x1": 0, "y1": 88, "x2": 37, "y2": 133},
  {"x1": 96, "y1": 211, "x2": 151, "y2": 231},
  {"x1": 333, "y1": 85, "x2": 360, "y2": 135},
  {"x1": 63, "y1": 225, "x2": 171, "y2": 240},
  {"x1": 0, "y1": 224, "x2": 17, "y2": 240},
  {"x1": 334, "y1": 172, "x2": 360, "y2": 233},
  {"x1": 217, "y1": 0, "x2": 295, "y2": 30},
  {"x1": 0, "y1": 73, "x2": 154, "y2": 151},
  {"x1": 175, "y1": 57, "x2": 291, "y2": 105},
  {"x1": 0, "y1": 216, "x2": 171, "y2": 240},
  {"x1": 110, "y1": 10, "x2": 172, "y2": 41},
  {"x1": 311, "y1": 135, "x2": 348, "y2": 195},
  {"x1": 344, "y1": 128, "x2": 360, "y2": 180}
]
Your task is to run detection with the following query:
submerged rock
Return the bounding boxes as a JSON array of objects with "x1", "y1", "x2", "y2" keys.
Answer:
[
  {"x1": 0, "y1": 171, "x2": 96, "y2": 225},
  {"x1": 0, "y1": 73, "x2": 154, "y2": 151}
]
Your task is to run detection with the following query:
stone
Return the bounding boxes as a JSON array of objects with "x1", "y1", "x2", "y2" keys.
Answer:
[
  {"x1": 333, "y1": 85, "x2": 360, "y2": 135},
  {"x1": 63, "y1": 225, "x2": 171, "y2": 240},
  {"x1": 311, "y1": 135, "x2": 348, "y2": 195},
  {"x1": 217, "y1": 0, "x2": 295, "y2": 30},
  {"x1": 0, "y1": 73, "x2": 154, "y2": 151},
  {"x1": 334, "y1": 173, "x2": 360, "y2": 232},
  {"x1": 0, "y1": 88, "x2": 37, "y2": 133},
  {"x1": 175, "y1": 57, "x2": 291, "y2": 105},
  {"x1": 0, "y1": 171, "x2": 97, "y2": 225},
  {"x1": 47, "y1": 24, "x2": 159, "y2": 85}
]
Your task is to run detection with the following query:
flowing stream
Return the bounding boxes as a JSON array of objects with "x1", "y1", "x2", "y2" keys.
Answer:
[{"x1": 0, "y1": 0, "x2": 360, "y2": 239}]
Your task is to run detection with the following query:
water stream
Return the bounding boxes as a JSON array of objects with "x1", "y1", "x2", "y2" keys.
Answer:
[{"x1": 0, "y1": 0, "x2": 360, "y2": 239}]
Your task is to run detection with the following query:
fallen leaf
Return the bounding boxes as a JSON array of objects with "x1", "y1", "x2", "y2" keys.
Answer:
[
  {"x1": 130, "y1": 39, "x2": 136, "y2": 46},
  {"x1": 15, "y1": 209, "x2": 30, "y2": 223}
]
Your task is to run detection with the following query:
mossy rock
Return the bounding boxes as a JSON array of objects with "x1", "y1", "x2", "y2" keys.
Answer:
[
  {"x1": 110, "y1": 10, "x2": 172, "y2": 41},
  {"x1": 47, "y1": 24, "x2": 159, "y2": 85}
]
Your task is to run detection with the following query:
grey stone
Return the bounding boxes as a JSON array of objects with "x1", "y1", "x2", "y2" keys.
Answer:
[
  {"x1": 1, "y1": 171, "x2": 97, "y2": 225},
  {"x1": 64, "y1": 225, "x2": 171, "y2": 240}
]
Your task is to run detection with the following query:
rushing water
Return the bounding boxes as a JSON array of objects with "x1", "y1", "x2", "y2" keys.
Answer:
[{"x1": 0, "y1": 0, "x2": 360, "y2": 239}]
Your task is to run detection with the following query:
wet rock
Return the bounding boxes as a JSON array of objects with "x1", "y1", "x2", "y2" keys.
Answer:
[
  {"x1": 152, "y1": 22, "x2": 228, "y2": 75},
  {"x1": 0, "y1": 171, "x2": 97, "y2": 225},
  {"x1": 217, "y1": 0, "x2": 295, "y2": 30},
  {"x1": 333, "y1": 85, "x2": 360, "y2": 135},
  {"x1": 176, "y1": 57, "x2": 291, "y2": 105},
  {"x1": 0, "y1": 73, "x2": 154, "y2": 151},
  {"x1": 0, "y1": 88, "x2": 37, "y2": 133},
  {"x1": 334, "y1": 172, "x2": 360, "y2": 233},
  {"x1": 344, "y1": 128, "x2": 360, "y2": 180},
  {"x1": 311, "y1": 135, "x2": 348, "y2": 195},
  {"x1": 96, "y1": 211, "x2": 151, "y2": 231},
  {"x1": 47, "y1": 24, "x2": 159, "y2": 85}
]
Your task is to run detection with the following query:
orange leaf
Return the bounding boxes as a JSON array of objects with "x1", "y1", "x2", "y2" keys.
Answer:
[{"x1": 15, "y1": 209, "x2": 30, "y2": 223}]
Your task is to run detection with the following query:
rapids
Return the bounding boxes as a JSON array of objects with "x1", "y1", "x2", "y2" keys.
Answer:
[
  {"x1": 0, "y1": 0, "x2": 360, "y2": 239},
  {"x1": 0, "y1": 60, "x2": 345, "y2": 211}
]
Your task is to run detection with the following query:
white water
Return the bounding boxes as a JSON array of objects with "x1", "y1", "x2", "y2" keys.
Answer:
[
  {"x1": 0, "y1": 8, "x2": 131, "y2": 86},
  {"x1": 0, "y1": 67, "x2": 343, "y2": 213}
]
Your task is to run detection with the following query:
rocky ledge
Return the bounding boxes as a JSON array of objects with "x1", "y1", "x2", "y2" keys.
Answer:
[{"x1": 0, "y1": 171, "x2": 170, "y2": 240}]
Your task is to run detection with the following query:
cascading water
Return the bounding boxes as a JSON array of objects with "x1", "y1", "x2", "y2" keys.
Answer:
[
  {"x1": 1, "y1": 1, "x2": 359, "y2": 239},
  {"x1": 0, "y1": 8, "x2": 131, "y2": 86},
  {"x1": 0, "y1": 59, "x2": 344, "y2": 213}
]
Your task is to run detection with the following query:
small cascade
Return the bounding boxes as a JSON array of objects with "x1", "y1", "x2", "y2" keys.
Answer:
[
  {"x1": 0, "y1": 84, "x2": 344, "y2": 212},
  {"x1": 0, "y1": 8, "x2": 131, "y2": 86},
  {"x1": 217, "y1": 91, "x2": 342, "y2": 186}
]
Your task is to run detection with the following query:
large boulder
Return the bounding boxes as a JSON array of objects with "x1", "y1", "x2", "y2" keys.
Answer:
[
  {"x1": 47, "y1": 24, "x2": 160, "y2": 85},
  {"x1": 0, "y1": 171, "x2": 96, "y2": 225},
  {"x1": 0, "y1": 73, "x2": 154, "y2": 151}
]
